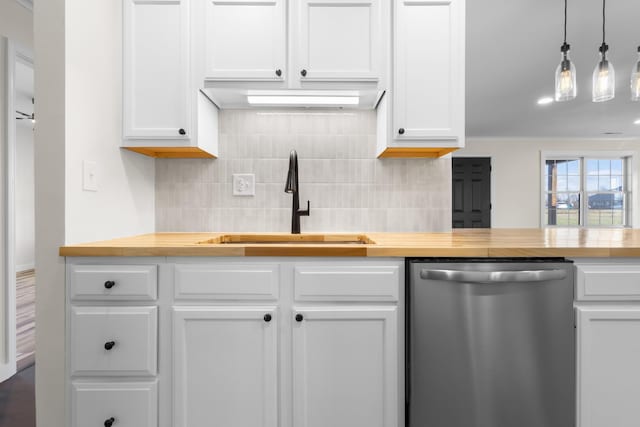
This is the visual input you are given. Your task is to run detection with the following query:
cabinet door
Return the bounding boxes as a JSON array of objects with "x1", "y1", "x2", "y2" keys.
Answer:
[
  {"x1": 393, "y1": 0, "x2": 464, "y2": 142},
  {"x1": 173, "y1": 307, "x2": 278, "y2": 427},
  {"x1": 292, "y1": 307, "x2": 398, "y2": 427},
  {"x1": 577, "y1": 306, "x2": 640, "y2": 427},
  {"x1": 205, "y1": 0, "x2": 286, "y2": 81},
  {"x1": 123, "y1": 0, "x2": 190, "y2": 139},
  {"x1": 296, "y1": 0, "x2": 381, "y2": 81}
]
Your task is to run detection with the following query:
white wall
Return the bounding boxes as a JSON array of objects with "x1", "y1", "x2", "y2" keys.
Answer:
[
  {"x1": 0, "y1": 0, "x2": 33, "y2": 48},
  {"x1": 65, "y1": 0, "x2": 155, "y2": 244},
  {"x1": 456, "y1": 138, "x2": 640, "y2": 228},
  {"x1": 35, "y1": 0, "x2": 156, "y2": 425},
  {"x1": 15, "y1": 87, "x2": 34, "y2": 271}
]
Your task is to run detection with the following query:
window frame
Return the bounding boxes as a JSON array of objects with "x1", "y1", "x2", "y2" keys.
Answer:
[{"x1": 540, "y1": 151, "x2": 634, "y2": 228}]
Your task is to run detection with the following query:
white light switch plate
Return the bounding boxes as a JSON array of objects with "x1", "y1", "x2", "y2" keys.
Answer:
[
  {"x1": 233, "y1": 174, "x2": 255, "y2": 196},
  {"x1": 83, "y1": 160, "x2": 98, "y2": 192}
]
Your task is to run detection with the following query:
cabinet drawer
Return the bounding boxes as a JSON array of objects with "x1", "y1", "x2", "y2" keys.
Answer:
[
  {"x1": 174, "y1": 264, "x2": 279, "y2": 300},
  {"x1": 69, "y1": 264, "x2": 157, "y2": 301},
  {"x1": 576, "y1": 264, "x2": 640, "y2": 301},
  {"x1": 71, "y1": 381, "x2": 157, "y2": 427},
  {"x1": 294, "y1": 265, "x2": 400, "y2": 302},
  {"x1": 70, "y1": 306, "x2": 157, "y2": 376}
]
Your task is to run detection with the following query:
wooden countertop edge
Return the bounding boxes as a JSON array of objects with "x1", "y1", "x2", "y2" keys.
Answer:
[{"x1": 60, "y1": 246, "x2": 631, "y2": 258}]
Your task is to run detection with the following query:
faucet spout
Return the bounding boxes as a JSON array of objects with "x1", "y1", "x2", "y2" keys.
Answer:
[{"x1": 284, "y1": 150, "x2": 310, "y2": 234}]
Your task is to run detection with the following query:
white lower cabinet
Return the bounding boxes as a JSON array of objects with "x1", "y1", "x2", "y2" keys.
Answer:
[
  {"x1": 173, "y1": 307, "x2": 279, "y2": 427},
  {"x1": 71, "y1": 381, "x2": 158, "y2": 427},
  {"x1": 66, "y1": 257, "x2": 403, "y2": 427},
  {"x1": 576, "y1": 306, "x2": 640, "y2": 427},
  {"x1": 574, "y1": 260, "x2": 640, "y2": 427},
  {"x1": 292, "y1": 307, "x2": 397, "y2": 427}
]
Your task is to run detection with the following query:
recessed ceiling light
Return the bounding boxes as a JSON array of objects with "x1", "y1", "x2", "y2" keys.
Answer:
[
  {"x1": 634, "y1": 119, "x2": 640, "y2": 125},
  {"x1": 537, "y1": 97, "x2": 554, "y2": 105}
]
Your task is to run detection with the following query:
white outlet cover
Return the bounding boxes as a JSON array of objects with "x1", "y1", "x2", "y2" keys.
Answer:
[
  {"x1": 83, "y1": 160, "x2": 98, "y2": 192},
  {"x1": 233, "y1": 174, "x2": 255, "y2": 196}
]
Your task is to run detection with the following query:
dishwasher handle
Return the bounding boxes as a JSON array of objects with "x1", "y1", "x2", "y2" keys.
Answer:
[{"x1": 420, "y1": 268, "x2": 567, "y2": 283}]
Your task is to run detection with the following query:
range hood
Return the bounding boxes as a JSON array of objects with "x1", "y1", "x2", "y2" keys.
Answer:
[{"x1": 200, "y1": 88, "x2": 385, "y2": 110}]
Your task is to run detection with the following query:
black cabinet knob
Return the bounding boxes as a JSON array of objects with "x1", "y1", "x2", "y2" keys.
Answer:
[
  {"x1": 104, "y1": 417, "x2": 115, "y2": 427},
  {"x1": 295, "y1": 314, "x2": 304, "y2": 322},
  {"x1": 275, "y1": 69, "x2": 282, "y2": 77},
  {"x1": 179, "y1": 128, "x2": 186, "y2": 135},
  {"x1": 104, "y1": 341, "x2": 116, "y2": 351},
  {"x1": 104, "y1": 280, "x2": 115, "y2": 289},
  {"x1": 264, "y1": 314, "x2": 272, "y2": 322},
  {"x1": 398, "y1": 128, "x2": 405, "y2": 135},
  {"x1": 300, "y1": 69, "x2": 307, "y2": 77}
]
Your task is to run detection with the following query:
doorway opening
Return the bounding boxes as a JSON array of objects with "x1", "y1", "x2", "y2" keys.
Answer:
[
  {"x1": 13, "y1": 52, "x2": 35, "y2": 371},
  {"x1": 452, "y1": 157, "x2": 492, "y2": 228}
]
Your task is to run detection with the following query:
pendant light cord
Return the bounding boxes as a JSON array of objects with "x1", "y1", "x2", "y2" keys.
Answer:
[
  {"x1": 563, "y1": 0, "x2": 567, "y2": 45},
  {"x1": 602, "y1": 0, "x2": 606, "y2": 46}
]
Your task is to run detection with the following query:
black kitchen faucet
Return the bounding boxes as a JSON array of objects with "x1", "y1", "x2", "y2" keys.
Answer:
[{"x1": 284, "y1": 150, "x2": 310, "y2": 234}]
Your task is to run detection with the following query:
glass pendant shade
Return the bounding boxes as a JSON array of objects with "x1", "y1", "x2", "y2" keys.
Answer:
[
  {"x1": 592, "y1": 47, "x2": 615, "y2": 102},
  {"x1": 555, "y1": 46, "x2": 577, "y2": 101},
  {"x1": 631, "y1": 48, "x2": 640, "y2": 101}
]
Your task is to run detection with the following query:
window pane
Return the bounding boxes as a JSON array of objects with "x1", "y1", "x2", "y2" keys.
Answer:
[
  {"x1": 586, "y1": 159, "x2": 599, "y2": 175},
  {"x1": 599, "y1": 176, "x2": 612, "y2": 191},
  {"x1": 557, "y1": 161, "x2": 568, "y2": 175},
  {"x1": 587, "y1": 176, "x2": 598, "y2": 192},
  {"x1": 586, "y1": 192, "x2": 625, "y2": 226},
  {"x1": 545, "y1": 192, "x2": 580, "y2": 226},
  {"x1": 611, "y1": 176, "x2": 623, "y2": 190},
  {"x1": 568, "y1": 160, "x2": 580, "y2": 175},
  {"x1": 611, "y1": 159, "x2": 623, "y2": 174},
  {"x1": 568, "y1": 176, "x2": 580, "y2": 191},
  {"x1": 557, "y1": 176, "x2": 568, "y2": 191},
  {"x1": 598, "y1": 160, "x2": 611, "y2": 175}
]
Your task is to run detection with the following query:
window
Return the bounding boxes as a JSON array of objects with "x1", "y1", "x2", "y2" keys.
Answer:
[{"x1": 542, "y1": 155, "x2": 632, "y2": 227}]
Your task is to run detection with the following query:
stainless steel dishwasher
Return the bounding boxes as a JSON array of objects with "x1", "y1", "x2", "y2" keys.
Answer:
[{"x1": 407, "y1": 258, "x2": 575, "y2": 427}]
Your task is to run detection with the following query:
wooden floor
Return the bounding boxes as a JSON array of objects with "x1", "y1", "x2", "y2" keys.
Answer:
[
  {"x1": 16, "y1": 270, "x2": 35, "y2": 371},
  {"x1": 0, "y1": 364, "x2": 35, "y2": 427}
]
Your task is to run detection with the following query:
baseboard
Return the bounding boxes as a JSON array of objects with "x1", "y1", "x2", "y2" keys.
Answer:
[{"x1": 16, "y1": 264, "x2": 34, "y2": 273}]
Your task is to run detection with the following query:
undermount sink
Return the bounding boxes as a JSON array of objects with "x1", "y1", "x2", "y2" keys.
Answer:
[{"x1": 197, "y1": 234, "x2": 376, "y2": 245}]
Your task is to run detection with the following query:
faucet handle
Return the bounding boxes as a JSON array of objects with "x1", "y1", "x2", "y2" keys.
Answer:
[{"x1": 299, "y1": 200, "x2": 310, "y2": 216}]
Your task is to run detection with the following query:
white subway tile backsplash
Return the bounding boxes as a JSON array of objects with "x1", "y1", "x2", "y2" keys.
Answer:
[{"x1": 155, "y1": 109, "x2": 451, "y2": 232}]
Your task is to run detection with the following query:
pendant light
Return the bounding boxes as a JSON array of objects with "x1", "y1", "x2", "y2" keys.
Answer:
[
  {"x1": 631, "y1": 46, "x2": 640, "y2": 101},
  {"x1": 592, "y1": 0, "x2": 615, "y2": 102},
  {"x1": 555, "y1": 0, "x2": 576, "y2": 101}
]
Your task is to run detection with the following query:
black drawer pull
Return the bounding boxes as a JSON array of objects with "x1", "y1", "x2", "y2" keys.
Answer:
[
  {"x1": 300, "y1": 69, "x2": 307, "y2": 77},
  {"x1": 398, "y1": 128, "x2": 405, "y2": 135},
  {"x1": 295, "y1": 314, "x2": 304, "y2": 322},
  {"x1": 104, "y1": 280, "x2": 115, "y2": 289},
  {"x1": 179, "y1": 128, "x2": 186, "y2": 135},
  {"x1": 104, "y1": 341, "x2": 116, "y2": 351},
  {"x1": 104, "y1": 417, "x2": 115, "y2": 427},
  {"x1": 264, "y1": 314, "x2": 272, "y2": 322},
  {"x1": 275, "y1": 69, "x2": 282, "y2": 77}
]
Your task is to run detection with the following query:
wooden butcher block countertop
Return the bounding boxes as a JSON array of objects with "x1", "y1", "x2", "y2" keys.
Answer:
[{"x1": 59, "y1": 228, "x2": 640, "y2": 257}]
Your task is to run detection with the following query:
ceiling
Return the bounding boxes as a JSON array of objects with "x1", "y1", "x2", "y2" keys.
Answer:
[{"x1": 466, "y1": 0, "x2": 640, "y2": 139}]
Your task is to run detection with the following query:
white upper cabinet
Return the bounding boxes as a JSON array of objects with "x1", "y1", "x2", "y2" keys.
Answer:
[
  {"x1": 203, "y1": 0, "x2": 384, "y2": 85},
  {"x1": 204, "y1": 0, "x2": 286, "y2": 81},
  {"x1": 295, "y1": 0, "x2": 382, "y2": 82},
  {"x1": 378, "y1": 0, "x2": 465, "y2": 158},
  {"x1": 123, "y1": 0, "x2": 190, "y2": 139},
  {"x1": 394, "y1": 0, "x2": 464, "y2": 140}
]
